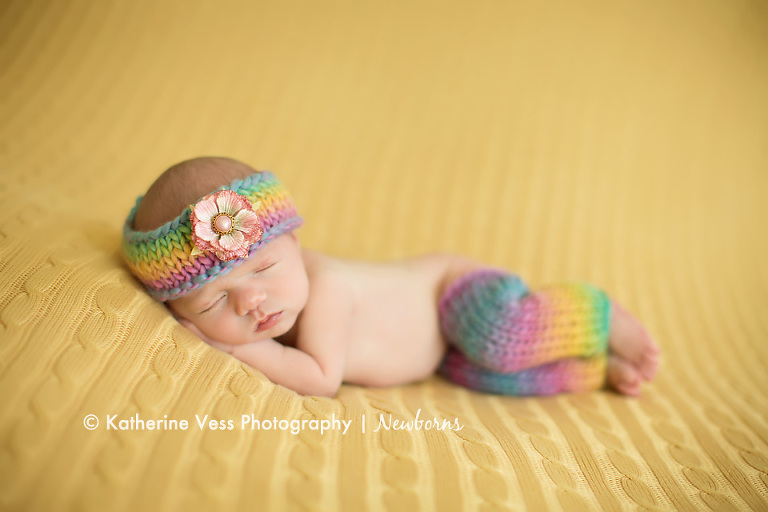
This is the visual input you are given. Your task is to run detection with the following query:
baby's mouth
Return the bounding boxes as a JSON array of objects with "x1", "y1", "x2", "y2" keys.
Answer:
[{"x1": 255, "y1": 312, "x2": 282, "y2": 332}]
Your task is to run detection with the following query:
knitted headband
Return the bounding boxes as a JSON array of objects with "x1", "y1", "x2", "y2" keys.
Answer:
[{"x1": 123, "y1": 171, "x2": 303, "y2": 301}]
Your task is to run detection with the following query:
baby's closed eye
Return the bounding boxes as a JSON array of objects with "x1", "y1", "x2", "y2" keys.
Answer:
[
  {"x1": 199, "y1": 294, "x2": 227, "y2": 314},
  {"x1": 253, "y1": 261, "x2": 276, "y2": 274}
]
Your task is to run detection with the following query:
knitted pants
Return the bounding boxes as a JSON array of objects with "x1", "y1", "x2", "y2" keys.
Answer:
[{"x1": 438, "y1": 269, "x2": 612, "y2": 395}]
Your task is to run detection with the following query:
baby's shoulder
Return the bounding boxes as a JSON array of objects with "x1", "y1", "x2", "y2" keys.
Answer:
[
  {"x1": 300, "y1": 250, "x2": 354, "y2": 296},
  {"x1": 301, "y1": 249, "x2": 344, "y2": 279},
  {"x1": 295, "y1": 251, "x2": 355, "y2": 330}
]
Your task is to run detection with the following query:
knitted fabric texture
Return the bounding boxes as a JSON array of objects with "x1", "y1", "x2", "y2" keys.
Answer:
[
  {"x1": 439, "y1": 269, "x2": 611, "y2": 395},
  {"x1": 122, "y1": 171, "x2": 302, "y2": 301}
]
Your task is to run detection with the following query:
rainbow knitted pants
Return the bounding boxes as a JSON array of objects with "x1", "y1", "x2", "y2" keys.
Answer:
[{"x1": 438, "y1": 269, "x2": 612, "y2": 395}]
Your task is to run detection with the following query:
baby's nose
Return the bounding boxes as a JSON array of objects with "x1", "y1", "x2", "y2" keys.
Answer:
[{"x1": 235, "y1": 288, "x2": 267, "y2": 316}]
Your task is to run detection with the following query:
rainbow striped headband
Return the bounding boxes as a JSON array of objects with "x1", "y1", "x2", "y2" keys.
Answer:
[{"x1": 123, "y1": 171, "x2": 303, "y2": 301}]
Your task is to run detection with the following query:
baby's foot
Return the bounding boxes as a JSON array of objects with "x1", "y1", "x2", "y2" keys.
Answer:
[{"x1": 606, "y1": 301, "x2": 660, "y2": 396}]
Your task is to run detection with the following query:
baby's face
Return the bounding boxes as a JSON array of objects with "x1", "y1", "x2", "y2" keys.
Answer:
[{"x1": 168, "y1": 233, "x2": 309, "y2": 345}]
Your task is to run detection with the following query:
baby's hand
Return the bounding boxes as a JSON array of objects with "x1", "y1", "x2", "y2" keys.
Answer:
[{"x1": 176, "y1": 317, "x2": 235, "y2": 354}]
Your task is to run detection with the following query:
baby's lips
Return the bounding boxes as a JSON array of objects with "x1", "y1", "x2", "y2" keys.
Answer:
[{"x1": 256, "y1": 311, "x2": 282, "y2": 332}]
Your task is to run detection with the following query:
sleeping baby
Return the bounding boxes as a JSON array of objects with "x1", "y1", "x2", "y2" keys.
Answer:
[{"x1": 123, "y1": 157, "x2": 659, "y2": 397}]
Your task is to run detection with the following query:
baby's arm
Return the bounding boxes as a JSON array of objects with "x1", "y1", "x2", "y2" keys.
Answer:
[{"x1": 228, "y1": 336, "x2": 347, "y2": 397}]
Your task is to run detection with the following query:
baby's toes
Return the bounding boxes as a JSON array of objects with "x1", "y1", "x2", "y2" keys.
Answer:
[
  {"x1": 639, "y1": 349, "x2": 660, "y2": 381},
  {"x1": 608, "y1": 356, "x2": 643, "y2": 397}
]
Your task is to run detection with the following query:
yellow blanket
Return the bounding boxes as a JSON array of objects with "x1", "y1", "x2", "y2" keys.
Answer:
[{"x1": 1, "y1": 0, "x2": 766, "y2": 510}]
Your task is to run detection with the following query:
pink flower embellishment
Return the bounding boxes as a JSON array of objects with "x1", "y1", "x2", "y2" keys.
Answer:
[{"x1": 190, "y1": 190, "x2": 263, "y2": 261}]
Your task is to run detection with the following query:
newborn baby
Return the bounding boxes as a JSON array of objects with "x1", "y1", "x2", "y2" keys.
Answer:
[{"x1": 123, "y1": 157, "x2": 660, "y2": 398}]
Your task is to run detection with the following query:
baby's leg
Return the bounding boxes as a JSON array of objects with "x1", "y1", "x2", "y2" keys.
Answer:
[
  {"x1": 439, "y1": 269, "x2": 611, "y2": 373},
  {"x1": 440, "y1": 348, "x2": 606, "y2": 396},
  {"x1": 440, "y1": 299, "x2": 660, "y2": 397}
]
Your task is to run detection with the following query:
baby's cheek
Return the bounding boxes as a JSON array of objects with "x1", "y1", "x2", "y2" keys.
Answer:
[
  {"x1": 193, "y1": 317, "x2": 226, "y2": 343},
  {"x1": 222, "y1": 317, "x2": 257, "y2": 345}
]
